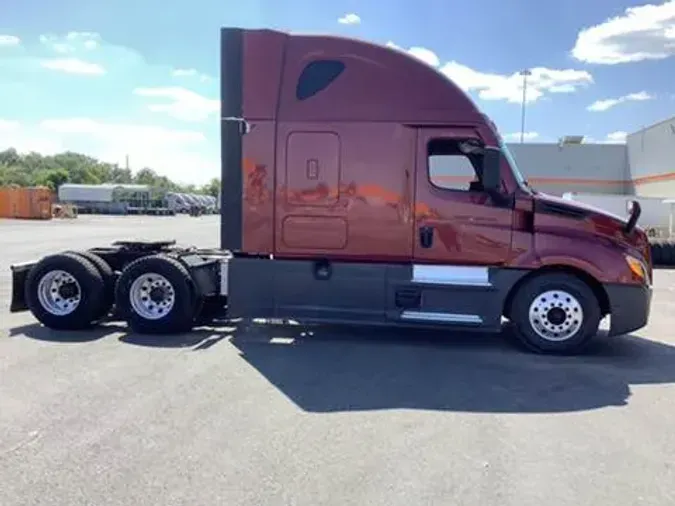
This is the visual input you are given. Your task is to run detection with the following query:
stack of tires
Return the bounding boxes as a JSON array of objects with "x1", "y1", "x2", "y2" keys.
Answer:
[
  {"x1": 650, "y1": 240, "x2": 675, "y2": 266},
  {"x1": 23, "y1": 252, "x2": 201, "y2": 334}
]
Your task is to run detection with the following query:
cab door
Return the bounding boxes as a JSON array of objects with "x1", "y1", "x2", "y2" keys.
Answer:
[{"x1": 413, "y1": 127, "x2": 513, "y2": 266}]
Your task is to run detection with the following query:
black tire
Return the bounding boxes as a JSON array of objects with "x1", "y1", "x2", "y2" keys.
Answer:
[
  {"x1": 664, "y1": 242, "x2": 675, "y2": 266},
  {"x1": 114, "y1": 255, "x2": 198, "y2": 334},
  {"x1": 658, "y1": 241, "x2": 668, "y2": 265},
  {"x1": 509, "y1": 272, "x2": 602, "y2": 355},
  {"x1": 651, "y1": 242, "x2": 663, "y2": 266},
  {"x1": 67, "y1": 250, "x2": 115, "y2": 320},
  {"x1": 24, "y1": 252, "x2": 105, "y2": 330}
]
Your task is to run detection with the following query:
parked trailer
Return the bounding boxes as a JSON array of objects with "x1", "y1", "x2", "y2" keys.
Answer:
[
  {"x1": 8, "y1": 27, "x2": 653, "y2": 355},
  {"x1": 562, "y1": 193, "x2": 675, "y2": 265},
  {"x1": 165, "y1": 192, "x2": 190, "y2": 214},
  {"x1": 562, "y1": 193, "x2": 670, "y2": 237}
]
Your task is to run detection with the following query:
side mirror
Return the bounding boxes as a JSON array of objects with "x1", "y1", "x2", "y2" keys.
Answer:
[{"x1": 481, "y1": 147, "x2": 501, "y2": 193}]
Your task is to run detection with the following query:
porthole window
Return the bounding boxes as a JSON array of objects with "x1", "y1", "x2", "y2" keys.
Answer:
[{"x1": 296, "y1": 60, "x2": 346, "y2": 100}]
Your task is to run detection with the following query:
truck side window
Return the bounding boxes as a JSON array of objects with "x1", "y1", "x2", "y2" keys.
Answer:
[
  {"x1": 427, "y1": 139, "x2": 480, "y2": 192},
  {"x1": 296, "y1": 60, "x2": 346, "y2": 100}
]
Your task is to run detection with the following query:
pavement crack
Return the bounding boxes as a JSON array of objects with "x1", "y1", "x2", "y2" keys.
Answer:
[{"x1": 0, "y1": 430, "x2": 43, "y2": 457}]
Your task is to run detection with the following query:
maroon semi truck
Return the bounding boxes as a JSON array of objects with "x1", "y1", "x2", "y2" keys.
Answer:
[{"x1": 9, "y1": 27, "x2": 652, "y2": 354}]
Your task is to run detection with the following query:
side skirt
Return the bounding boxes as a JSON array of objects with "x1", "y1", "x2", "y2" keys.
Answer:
[{"x1": 226, "y1": 257, "x2": 529, "y2": 332}]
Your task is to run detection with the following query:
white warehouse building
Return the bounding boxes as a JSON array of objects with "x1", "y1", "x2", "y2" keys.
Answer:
[
  {"x1": 626, "y1": 116, "x2": 675, "y2": 197},
  {"x1": 504, "y1": 114, "x2": 675, "y2": 198}
]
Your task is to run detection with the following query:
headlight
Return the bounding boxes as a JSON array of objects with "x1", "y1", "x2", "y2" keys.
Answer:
[{"x1": 625, "y1": 254, "x2": 650, "y2": 285}]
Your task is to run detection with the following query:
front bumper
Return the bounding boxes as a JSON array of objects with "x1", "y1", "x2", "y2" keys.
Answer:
[
  {"x1": 9, "y1": 261, "x2": 37, "y2": 313},
  {"x1": 604, "y1": 282, "x2": 652, "y2": 336}
]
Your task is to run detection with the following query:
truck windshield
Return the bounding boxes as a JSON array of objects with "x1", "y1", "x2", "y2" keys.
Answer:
[{"x1": 500, "y1": 141, "x2": 533, "y2": 194}]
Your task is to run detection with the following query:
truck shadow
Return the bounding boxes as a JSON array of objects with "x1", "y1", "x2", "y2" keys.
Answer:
[
  {"x1": 227, "y1": 324, "x2": 675, "y2": 414},
  {"x1": 126, "y1": 320, "x2": 675, "y2": 415},
  {"x1": 11, "y1": 320, "x2": 675, "y2": 414},
  {"x1": 8, "y1": 322, "x2": 127, "y2": 343}
]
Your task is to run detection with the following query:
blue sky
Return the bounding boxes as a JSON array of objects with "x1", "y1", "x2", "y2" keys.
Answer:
[{"x1": 0, "y1": 0, "x2": 674, "y2": 184}]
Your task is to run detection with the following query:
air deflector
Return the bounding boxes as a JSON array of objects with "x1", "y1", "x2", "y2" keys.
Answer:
[{"x1": 219, "y1": 27, "x2": 244, "y2": 251}]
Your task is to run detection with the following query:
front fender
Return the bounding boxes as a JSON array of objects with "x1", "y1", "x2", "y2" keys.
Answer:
[
  {"x1": 535, "y1": 233, "x2": 636, "y2": 284},
  {"x1": 537, "y1": 255, "x2": 607, "y2": 282}
]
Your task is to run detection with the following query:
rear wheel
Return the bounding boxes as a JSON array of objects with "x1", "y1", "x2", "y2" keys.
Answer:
[
  {"x1": 509, "y1": 272, "x2": 602, "y2": 354},
  {"x1": 67, "y1": 250, "x2": 115, "y2": 320},
  {"x1": 24, "y1": 253, "x2": 105, "y2": 330},
  {"x1": 115, "y1": 255, "x2": 198, "y2": 334}
]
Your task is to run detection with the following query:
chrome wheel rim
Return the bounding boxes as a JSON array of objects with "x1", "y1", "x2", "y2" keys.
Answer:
[
  {"x1": 528, "y1": 290, "x2": 584, "y2": 342},
  {"x1": 129, "y1": 273, "x2": 175, "y2": 320},
  {"x1": 37, "y1": 270, "x2": 82, "y2": 316}
]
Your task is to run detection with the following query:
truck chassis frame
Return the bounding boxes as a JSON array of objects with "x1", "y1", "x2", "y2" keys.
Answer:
[{"x1": 9, "y1": 238, "x2": 651, "y2": 355}]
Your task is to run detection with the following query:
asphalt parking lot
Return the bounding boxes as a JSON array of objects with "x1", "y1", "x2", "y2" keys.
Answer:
[{"x1": 2, "y1": 215, "x2": 675, "y2": 506}]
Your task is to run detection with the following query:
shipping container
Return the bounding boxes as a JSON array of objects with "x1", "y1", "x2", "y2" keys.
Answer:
[{"x1": 0, "y1": 186, "x2": 53, "y2": 220}]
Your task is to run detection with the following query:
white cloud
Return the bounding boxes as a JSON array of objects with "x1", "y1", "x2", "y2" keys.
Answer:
[
  {"x1": 40, "y1": 57, "x2": 106, "y2": 75},
  {"x1": 338, "y1": 13, "x2": 361, "y2": 25},
  {"x1": 0, "y1": 119, "x2": 216, "y2": 183},
  {"x1": 172, "y1": 68, "x2": 197, "y2": 77},
  {"x1": 408, "y1": 47, "x2": 441, "y2": 67},
  {"x1": 571, "y1": 1, "x2": 675, "y2": 64},
  {"x1": 133, "y1": 86, "x2": 219, "y2": 122},
  {"x1": 587, "y1": 91, "x2": 653, "y2": 111},
  {"x1": 40, "y1": 32, "x2": 101, "y2": 54},
  {"x1": 40, "y1": 118, "x2": 205, "y2": 144},
  {"x1": 36, "y1": 118, "x2": 215, "y2": 183},
  {"x1": 503, "y1": 131, "x2": 540, "y2": 141},
  {"x1": 387, "y1": 41, "x2": 440, "y2": 67},
  {"x1": 442, "y1": 63, "x2": 593, "y2": 103},
  {"x1": 172, "y1": 68, "x2": 211, "y2": 82},
  {"x1": 0, "y1": 119, "x2": 21, "y2": 131},
  {"x1": 0, "y1": 35, "x2": 20, "y2": 46},
  {"x1": 605, "y1": 131, "x2": 628, "y2": 143},
  {"x1": 0, "y1": 122, "x2": 65, "y2": 154},
  {"x1": 66, "y1": 31, "x2": 99, "y2": 41},
  {"x1": 583, "y1": 131, "x2": 628, "y2": 144},
  {"x1": 40, "y1": 35, "x2": 72, "y2": 54},
  {"x1": 385, "y1": 42, "x2": 592, "y2": 103}
]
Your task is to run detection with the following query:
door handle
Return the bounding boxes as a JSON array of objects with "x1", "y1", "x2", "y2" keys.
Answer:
[{"x1": 419, "y1": 226, "x2": 434, "y2": 248}]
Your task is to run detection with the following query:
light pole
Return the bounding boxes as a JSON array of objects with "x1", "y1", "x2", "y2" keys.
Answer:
[{"x1": 519, "y1": 69, "x2": 532, "y2": 143}]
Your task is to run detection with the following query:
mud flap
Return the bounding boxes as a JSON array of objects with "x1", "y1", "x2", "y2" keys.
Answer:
[{"x1": 9, "y1": 261, "x2": 36, "y2": 312}]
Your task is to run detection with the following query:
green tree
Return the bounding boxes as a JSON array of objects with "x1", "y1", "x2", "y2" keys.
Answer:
[
  {"x1": 134, "y1": 167, "x2": 159, "y2": 186},
  {"x1": 35, "y1": 168, "x2": 70, "y2": 190},
  {"x1": 0, "y1": 146, "x2": 214, "y2": 197},
  {"x1": 200, "y1": 177, "x2": 220, "y2": 197},
  {"x1": 0, "y1": 148, "x2": 20, "y2": 166}
]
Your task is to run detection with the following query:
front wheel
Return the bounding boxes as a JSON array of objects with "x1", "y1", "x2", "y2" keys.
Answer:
[{"x1": 509, "y1": 273, "x2": 602, "y2": 354}]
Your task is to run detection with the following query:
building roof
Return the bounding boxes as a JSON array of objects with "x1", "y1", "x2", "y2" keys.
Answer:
[
  {"x1": 627, "y1": 114, "x2": 675, "y2": 137},
  {"x1": 58, "y1": 183, "x2": 151, "y2": 203},
  {"x1": 59, "y1": 183, "x2": 150, "y2": 191}
]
